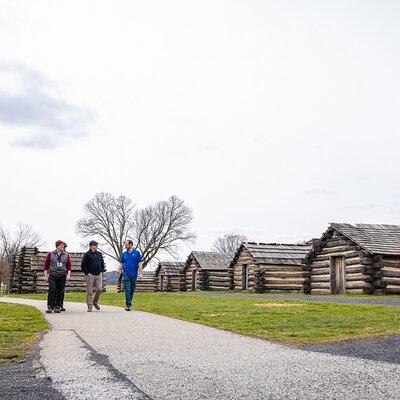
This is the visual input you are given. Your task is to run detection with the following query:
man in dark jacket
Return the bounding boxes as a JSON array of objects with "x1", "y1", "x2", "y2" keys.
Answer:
[
  {"x1": 81, "y1": 240, "x2": 105, "y2": 312},
  {"x1": 44, "y1": 240, "x2": 72, "y2": 313}
]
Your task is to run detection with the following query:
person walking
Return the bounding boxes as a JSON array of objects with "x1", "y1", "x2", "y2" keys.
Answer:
[
  {"x1": 44, "y1": 240, "x2": 72, "y2": 313},
  {"x1": 118, "y1": 240, "x2": 143, "y2": 311},
  {"x1": 81, "y1": 240, "x2": 105, "y2": 312}
]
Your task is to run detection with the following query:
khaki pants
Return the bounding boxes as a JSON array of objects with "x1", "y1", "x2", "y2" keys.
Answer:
[{"x1": 86, "y1": 273, "x2": 102, "y2": 308}]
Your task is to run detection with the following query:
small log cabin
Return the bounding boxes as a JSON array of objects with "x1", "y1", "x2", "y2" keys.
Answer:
[
  {"x1": 184, "y1": 251, "x2": 234, "y2": 291},
  {"x1": 155, "y1": 261, "x2": 186, "y2": 292},
  {"x1": 306, "y1": 223, "x2": 400, "y2": 295},
  {"x1": 135, "y1": 270, "x2": 156, "y2": 292},
  {"x1": 231, "y1": 242, "x2": 311, "y2": 292}
]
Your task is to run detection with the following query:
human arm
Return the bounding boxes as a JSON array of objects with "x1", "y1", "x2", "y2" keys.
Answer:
[
  {"x1": 81, "y1": 253, "x2": 89, "y2": 275},
  {"x1": 117, "y1": 253, "x2": 124, "y2": 274},
  {"x1": 66, "y1": 255, "x2": 72, "y2": 281},
  {"x1": 44, "y1": 253, "x2": 51, "y2": 282},
  {"x1": 138, "y1": 262, "x2": 143, "y2": 279}
]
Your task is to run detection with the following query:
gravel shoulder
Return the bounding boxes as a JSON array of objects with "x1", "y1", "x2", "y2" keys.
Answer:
[
  {"x1": 183, "y1": 291, "x2": 400, "y2": 306},
  {"x1": 0, "y1": 336, "x2": 64, "y2": 400},
  {"x1": 1, "y1": 297, "x2": 400, "y2": 400}
]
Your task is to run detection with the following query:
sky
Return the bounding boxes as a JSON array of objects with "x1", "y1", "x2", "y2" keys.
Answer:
[{"x1": 0, "y1": 1, "x2": 400, "y2": 268}]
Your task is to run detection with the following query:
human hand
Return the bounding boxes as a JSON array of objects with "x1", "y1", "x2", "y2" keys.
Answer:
[
  {"x1": 44, "y1": 274, "x2": 49, "y2": 282},
  {"x1": 66, "y1": 273, "x2": 71, "y2": 281}
]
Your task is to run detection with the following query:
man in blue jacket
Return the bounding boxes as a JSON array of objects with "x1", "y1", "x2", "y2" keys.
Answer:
[{"x1": 118, "y1": 240, "x2": 143, "y2": 311}]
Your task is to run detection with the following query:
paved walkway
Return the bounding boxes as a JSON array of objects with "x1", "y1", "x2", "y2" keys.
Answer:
[
  {"x1": 1, "y1": 297, "x2": 400, "y2": 400},
  {"x1": 182, "y1": 291, "x2": 400, "y2": 306}
]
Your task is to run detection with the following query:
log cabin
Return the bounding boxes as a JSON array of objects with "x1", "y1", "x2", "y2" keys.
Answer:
[
  {"x1": 135, "y1": 270, "x2": 156, "y2": 292},
  {"x1": 305, "y1": 223, "x2": 400, "y2": 295},
  {"x1": 184, "y1": 251, "x2": 234, "y2": 291},
  {"x1": 231, "y1": 242, "x2": 311, "y2": 292},
  {"x1": 155, "y1": 261, "x2": 186, "y2": 292}
]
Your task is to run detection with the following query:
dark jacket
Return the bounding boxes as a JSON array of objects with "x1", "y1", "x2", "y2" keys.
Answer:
[{"x1": 81, "y1": 250, "x2": 105, "y2": 276}]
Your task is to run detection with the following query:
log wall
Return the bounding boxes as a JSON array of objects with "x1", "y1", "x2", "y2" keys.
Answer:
[
  {"x1": 258, "y1": 263, "x2": 307, "y2": 293},
  {"x1": 307, "y1": 230, "x2": 376, "y2": 295},
  {"x1": 155, "y1": 267, "x2": 183, "y2": 292},
  {"x1": 381, "y1": 256, "x2": 400, "y2": 295},
  {"x1": 203, "y1": 269, "x2": 232, "y2": 291},
  {"x1": 232, "y1": 247, "x2": 257, "y2": 290},
  {"x1": 184, "y1": 260, "x2": 205, "y2": 291},
  {"x1": 10, "y1": 247, "x2": 106, "y2": 293}
]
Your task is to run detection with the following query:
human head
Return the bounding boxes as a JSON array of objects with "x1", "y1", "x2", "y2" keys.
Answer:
[
  {"x1": 124, "y1": 239, "x2": 134, "y2": 250},
  {"x1": 55, "y1": 240, "x2": 65, "y2": 252},
  {"x1": 89, "y1": 240, "x2": 99, "y2": 252}
]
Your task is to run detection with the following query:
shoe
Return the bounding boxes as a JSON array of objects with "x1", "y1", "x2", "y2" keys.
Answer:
[
  {"x1": 87, "y1": 307, "x2": 93, "y2": 312},
  {"x1": 60, "y1": 307, "x2": 66, "y2": 312},
  {"x1": 45, "y1": 308, "x2": 53, "y2": 314},
  {"x1": 93, "y1": 304, "x2": 100, "y2": 310},
  {"x1": 125, "y1": 307, "x2": 131, "y2": 311},
  {"x1": 53, "y1": 308, "x2": 61, "y2": 313}
]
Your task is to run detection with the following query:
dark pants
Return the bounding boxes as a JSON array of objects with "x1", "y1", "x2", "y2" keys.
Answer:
[
  {"x1": 123, "y1": 276, "x2": 137, "y2": 307},
  {"x1": 48, "y1": 275, "x2": 66, "y2": 309}
]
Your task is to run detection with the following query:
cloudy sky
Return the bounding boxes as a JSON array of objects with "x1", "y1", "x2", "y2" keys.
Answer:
[{"x1": 0, "y1": 1, "x2": 399, "y2": 266}]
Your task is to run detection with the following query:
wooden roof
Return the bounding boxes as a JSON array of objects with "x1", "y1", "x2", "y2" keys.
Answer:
[
  {"x1": 188, "y1": 251, "x2": 235, "y2": 270},
  {"x1": 155, "y1": 261, "x2": 186, "y2": 276},
  {"x1": 331, "y1": 223, "x2": 400, "y2": 256},
  {"x1": 233, "y1": 242, "x2": 311, "y2": 266}
]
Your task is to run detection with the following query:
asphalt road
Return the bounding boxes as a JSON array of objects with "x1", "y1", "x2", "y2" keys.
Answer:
[{"x1": 1, "y1": 297, "x2": 399, "y2": 400}]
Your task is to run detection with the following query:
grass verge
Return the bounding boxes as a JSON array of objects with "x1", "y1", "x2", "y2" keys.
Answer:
[
  {"x1": 0, "y1": 302, "x2": 48, "y2": 365},
  {"x1": 6, "y1": 292, "x2": 400, "y2": 345}
]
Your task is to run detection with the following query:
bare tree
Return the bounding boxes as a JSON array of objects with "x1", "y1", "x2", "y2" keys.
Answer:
[
  {"x1": 133, "y1": 195, "x2": 195, "y2": 266},
  {"x1": 0, "y1": 223, "x2": 44, "y2": 291},
  {"x1": 76, "y1": 192, "x2": 135, "y2": 261},
  {"x1": 212, "y1": 233, "x2": 248, "y2": 253},
  {"x1": 76, "y1": 193, "x2": 195, "y2": 266}
]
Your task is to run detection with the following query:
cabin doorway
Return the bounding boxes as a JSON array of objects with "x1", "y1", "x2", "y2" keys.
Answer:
[
  {"x1": 331, "y1": 256, "x2": 345, "y2": 294},
  {"x1": 242, "y1": 264, "x2": 249, "y2": 290},
  {"x1": 192, "y1": 269, "x2": 198, "y2": 291},
  {"x1": 160, "y1": 275, "x2": 164, "y2": 291}
]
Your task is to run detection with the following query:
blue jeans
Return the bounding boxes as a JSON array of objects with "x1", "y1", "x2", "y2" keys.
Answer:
[{"x1": 123, "y1": 275, "x2": 137, "y2": 307}]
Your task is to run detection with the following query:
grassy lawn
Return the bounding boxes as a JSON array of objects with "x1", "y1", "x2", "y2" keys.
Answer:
[
  {"x1": 6, "y1": 292, "x2": 400, "y2": 345},
  {"x1": 0, "y1": 302, "x2": 48, "y2": 365}
]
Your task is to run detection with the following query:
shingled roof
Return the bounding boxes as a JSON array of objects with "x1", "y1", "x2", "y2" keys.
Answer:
[
  {"x1": 233, "y1": 242, "x2": 311, "y2": 266},
  {"x1": 330, "y1": 223, "x2": 400, "y2": 256},
  {"x1": 188, "y1": 251, "x2": 234, "y2": 270},
  {"x1": 155, "y1": 261, "x2": 186, "y2": 276}
]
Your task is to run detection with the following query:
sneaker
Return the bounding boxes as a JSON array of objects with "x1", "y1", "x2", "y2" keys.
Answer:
[
  {"x1": 45, "y1": 308, "x2": 53, "y2": 314},
  {"x1": 87, "y1": 307, "x2": 93, "y2": 312},
  {"x1": 125, "y1": 307, "x2": 131, "y2": 311},
  {"x1": 93, "y1": 304, "x2": 100, "y2": 310},
  {"x1": 60, "y1": 307, "x2": 66, "y2": 312},
  {"x1": 53, "y1": 307, "x2": 61, "y2": 313}
]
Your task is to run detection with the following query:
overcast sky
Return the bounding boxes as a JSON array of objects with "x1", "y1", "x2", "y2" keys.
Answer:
[{"x1": 0, "y1": 1, "x2": 399, "y2": 267}]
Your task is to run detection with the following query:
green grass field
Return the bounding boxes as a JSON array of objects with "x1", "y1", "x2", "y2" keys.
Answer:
[
  {"x1": 6, "y1": 292, "x2": 400, "y2": 345},
  {"x1": 0, "y1": 302, "x2": 48, "y2": 364}
]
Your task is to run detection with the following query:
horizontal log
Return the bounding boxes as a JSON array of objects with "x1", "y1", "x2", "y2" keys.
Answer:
[
  {"x1": 310, "y1": 289, "x2": 331, "y2": 295},
  {"x1": 264, "y1": 278, "x2": 305, "y2": 285},
  {"x1": 310, "y1": 282, "x2": 331, "y2": 289},
  {"x1": 345, "y1": 273, "x2": 373, "y2": 282},
  {"x1": 381, "y1": 267, "x2": 400, "y2": 278},
  {"x1": 382, "y1": 277, "x2": 400, "y2": 286},
  {"x1": 345, "y1": 281, "x2": 372, "y2": 290},
  {"x1": 310, "y1": 275, "x2": 330, "y2": 283},
  {"x1": 384, "y1": 285, "x2": 400, "y2": 294},
  {"x1": 311, "y1": 267, "x2": 330, "y2": 276}
]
